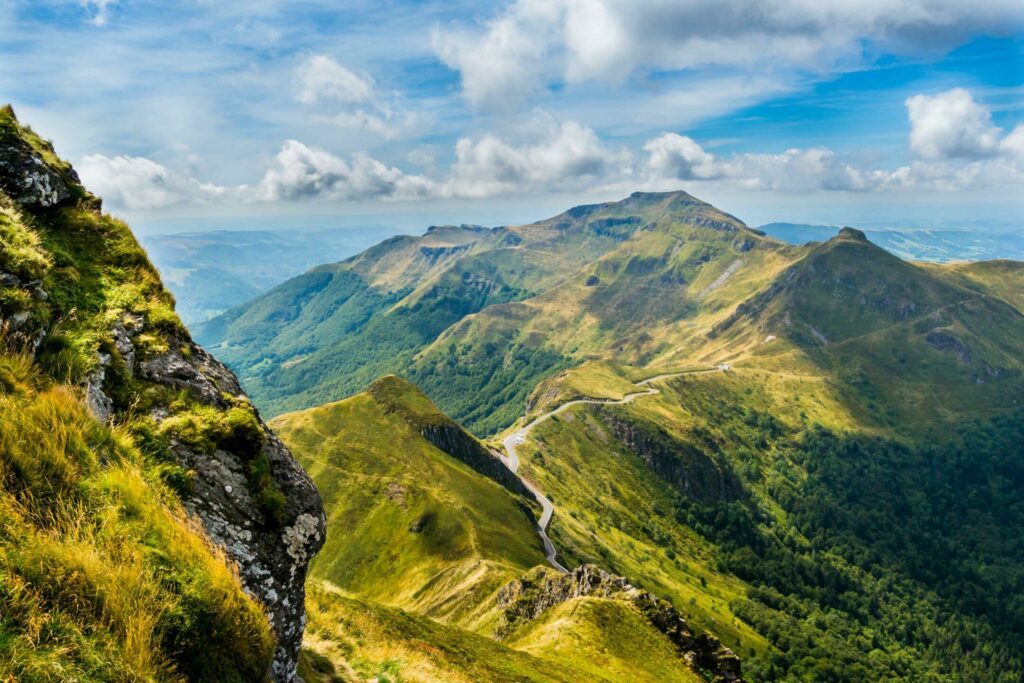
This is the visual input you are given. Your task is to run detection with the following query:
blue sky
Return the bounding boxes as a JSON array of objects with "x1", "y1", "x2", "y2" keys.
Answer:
[{"x1": 1, "y1": 0, "x2": 1022, "y2": 233}]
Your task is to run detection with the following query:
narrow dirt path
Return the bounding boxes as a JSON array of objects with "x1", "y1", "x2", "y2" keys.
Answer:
[{"x1": 496, "y1": 367, "x2": 725, "y2": 573}]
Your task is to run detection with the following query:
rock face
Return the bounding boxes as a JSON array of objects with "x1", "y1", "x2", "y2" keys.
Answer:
[
  {"x1": 925, "y1": 329, "x2": 972, "y2": 364},
  {"x1": 497, "y1": 565, "x2": 743, "y2": 682},
  {"x1": 100, "y1": 317, "x2": 327, "y2": 682},
  {"x1": 368, "y1": 375, "x2": 530, "y2": 497},
  {"x1": 594, "y1": 407, "x2": 742, "y2": 504},
  {"x1": 0, "y1": 132, "x2": 75, "y2": 208},
  {"x1": 419, "y1": 421, "x2": 530, "y2": 497},
  {"x1": 0, "y1": 112, "x2": 325, "y2": 682}
]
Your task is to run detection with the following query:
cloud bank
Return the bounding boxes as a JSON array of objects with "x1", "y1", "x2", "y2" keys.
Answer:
[{"x1": 78, "y1": 89, "x2": 1024, "y2": 210}]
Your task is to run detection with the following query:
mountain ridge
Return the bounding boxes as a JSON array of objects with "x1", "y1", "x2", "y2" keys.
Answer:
[{"x1": 196, "y1": 189, "x2": 796, "y2": 432}]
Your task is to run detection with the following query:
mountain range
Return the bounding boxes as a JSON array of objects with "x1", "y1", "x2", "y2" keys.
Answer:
[
  {"x1": 193, "y1": 182, "x2": 1024, "y2": 680},
  {"x1": 4, "y1": 106, "x2": 1024, "y2": 682}
]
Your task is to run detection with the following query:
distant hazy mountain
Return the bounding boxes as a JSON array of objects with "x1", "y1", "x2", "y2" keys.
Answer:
[
  {"x1": 759, "y1": 222, "x2": 1024, "y2": 262},
  {"x1": 141, "y1": 227, "x2": 404, "y2": 325}
]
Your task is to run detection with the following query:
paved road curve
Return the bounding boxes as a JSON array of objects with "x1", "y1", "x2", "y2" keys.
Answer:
[{"x1": 496, "y1": 367, "x2": 726, "y2": 573}]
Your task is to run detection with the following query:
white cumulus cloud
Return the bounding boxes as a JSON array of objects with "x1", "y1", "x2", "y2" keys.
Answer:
[
  {"x1": 78, "y1": 154, "x2": 229, "y2": 209},
  {"x1": 445, "y1": 118, "x2": 631, "y2": 197},
  {"x1": 256, "y1": 140, "x2": 435, "y2": 202},
  {"x1": 644, "y1": 134, "x2": 721, "y2": 181},
  {"x1": 78, "y1": 87, "x2": 1024, "y2": 212},
  {"x1": 643, "y1": 134, "x2": 906, "y2": 192},
  {"x1": 906, "y1": 88, "x2": 1003, "y2": 160}
]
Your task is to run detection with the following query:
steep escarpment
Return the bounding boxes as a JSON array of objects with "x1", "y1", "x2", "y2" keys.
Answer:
[
  {"x1": 0, "y1": 106, "x2": 324, "y2": 681},
  {"x1": 592, "y1": 405, "x2": 742, "y2": 504},
  {"x1": 367, "y1": 375, "x2": 529, "y2": 496}
]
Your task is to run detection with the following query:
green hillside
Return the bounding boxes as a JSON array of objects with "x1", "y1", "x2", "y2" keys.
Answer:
[
  {"x1": 273, "y1": 376, "x2": 737, "y2": 682},
  {"x1": 514, "y1": 367, "x2": 1024, "y2": 680},
  {"x1": 269, "y1": 375, "x2": 544, "y2": 623},
  {"x1": 198, "y1": 175, "x2": 1024, "y2": 680}
]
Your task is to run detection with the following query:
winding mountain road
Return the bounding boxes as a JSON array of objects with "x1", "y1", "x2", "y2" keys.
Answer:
[{"x1": 496, "y1": 366, "x2": 727, "y2": 573}]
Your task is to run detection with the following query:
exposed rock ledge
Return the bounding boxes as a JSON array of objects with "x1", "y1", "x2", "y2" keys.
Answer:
[{"x1": 497, "y1": 564, "x2": 743, "y2": 682}]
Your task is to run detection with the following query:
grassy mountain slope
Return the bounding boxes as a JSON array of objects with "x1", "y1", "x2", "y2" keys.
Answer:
[
  {"x1": 299, "y1": 582, "x2": 597, "y2": 683},
  {"x1": 515, "y1": 365, "x2": 1024, "y2": 680},
  {"x1": 694, "y1": 228, "x2": 1024, "y2": 431},
  {"x1": 0, "y1": 360, "x2": 273, "y2": 681},
  {"x1": 449, "y1": 222, "x2": 1024, "y2": 679},
  {"x1": 502, "y1": 595, "x2": 701, "y2": 683},
  {"x1": 202, "y1": 180, "x2": 1024, "y2": 680},
  {"x1": 489, "y1": 225, "x2": 1024, "y2": 678},
  {"x1": 269, "y1": 376, "x2": 544, "y2": 624},
  {"x1": 273, "y1": 375, "x2": 730, "y2": 682},
  {"x1": 0, "y1": 107, "x2": 283, "y2": 680},
  {"x1": 937, "y1": 259, "x2": 1024, "y2": 313}
]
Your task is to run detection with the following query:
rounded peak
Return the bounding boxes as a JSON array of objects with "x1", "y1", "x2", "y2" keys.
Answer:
[
  {"x1": 837, "y1": 227, "x2": 868, "y2": 241},
  {"x1": 368, "y1": 373, "x2": 415, "y2": 393},
  {"x1": 367, "y1": 374, "x2": 449, "y2": 427}
]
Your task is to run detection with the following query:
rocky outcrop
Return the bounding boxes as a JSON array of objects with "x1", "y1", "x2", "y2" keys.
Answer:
[
  {"x1": 0, "y1": 267, "x2": 47, "y2": 347},
  {"x1": 1, "y1": 112, "x2": 325, "y2": 682},
  {"x1": 99, "y1": 317, "x2": 326, "y2": 682},
  {"x1": 594, "y1": 407, "x2": 742, "y2": 504},
  {"x1": 0, "y1": 127, "x2": 75, "y2": 208},
  {"x1": 925, "y1": 329, "x2": 972, "y2": 364},
  {"x1": 497, "y1": 565, "x2": 743, "y2": 682},
  {"x1": 419, "y1": 421, "x2": 530, "y2": 497}
]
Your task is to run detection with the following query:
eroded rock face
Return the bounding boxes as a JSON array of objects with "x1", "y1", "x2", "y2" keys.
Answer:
[
  {"x1": 0, "y1": 135, "x2": 74, "y2": 208},
  {"x1": 925, "y1": 329, "x2": 972, "y2": 364},
  {"x1": 0, "y1": 267, "x2": 47, "y2": 347},
  {"x1": 112, "y1": 329, "x2": 327, "y2": 681},
  {"x1": 419, "y1": 422, "x2": 529, "y2": 497},
  {"x1": 497, "y1": 564, "x2": 743, "y2": 682}
]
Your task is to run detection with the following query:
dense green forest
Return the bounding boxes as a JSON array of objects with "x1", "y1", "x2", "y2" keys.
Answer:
[{"x1": 675, "y1": 411, "x2": 1024, "y2": 681}]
